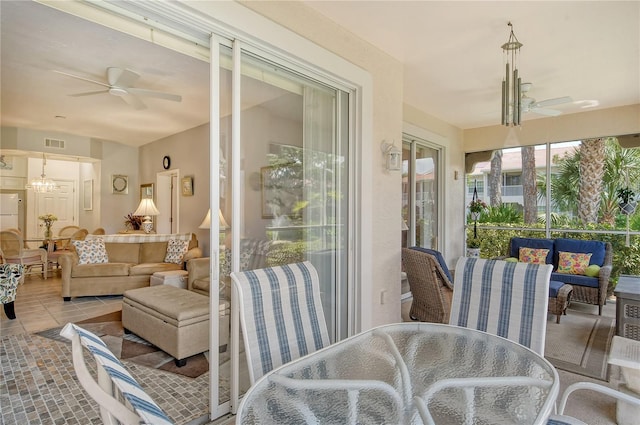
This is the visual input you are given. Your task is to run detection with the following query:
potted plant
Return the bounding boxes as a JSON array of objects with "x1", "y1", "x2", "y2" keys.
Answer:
[
  {"x1": 466, "y1": 237, "x2": 481, "y2": 258},
  {"x1": 617, "y1": 187, "x2": 637, "y2": 215},
  {"x1": 468, "y1": 198, "x2": 488, "y2": 221},
  {"x1": 124, "y1": 213, "x2": 142, "y2": 230}
]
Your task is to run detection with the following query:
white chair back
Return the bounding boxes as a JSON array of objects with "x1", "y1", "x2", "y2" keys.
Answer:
[
  {"x1": 231, "y1": 261, "x2": 330, "y2": 385},
  {"x1": 449, "y1": 257, "x2": 552, "y2": 355},
  {"x1": 60, "y1": 323, "x2": 174, "y2": 425}
]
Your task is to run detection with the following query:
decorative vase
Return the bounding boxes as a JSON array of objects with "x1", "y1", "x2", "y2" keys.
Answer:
[
  {"x1": 471, "y1": 212, "x2": 480, "y2": 221},
  {"x1": 620, "y1": 202, "x2": 637, "y2": 215},
  {"x1": 44, "y1": 226, "x2": 52, "y2": 240},
  {"x1": 466, "y1": 247, "x2": 480, "y2": 258}
]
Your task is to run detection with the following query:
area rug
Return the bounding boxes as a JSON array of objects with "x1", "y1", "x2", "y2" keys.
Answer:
[
  {"x1": 34, "y1": 310, "x2": 210, "y2": 379},
  {"x1": 545, "y1": 310, "x2": 615, "y2": 381}
]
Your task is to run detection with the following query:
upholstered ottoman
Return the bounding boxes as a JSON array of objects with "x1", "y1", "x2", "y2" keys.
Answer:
[
  {"x1": 122, "y1": 285, "x2": 209, "y2": 366},
  {"x1": 549, "y1": 280, "x2": 573, "y2": 323},
  {"x1": 150, "y1": 270, "x2": 188, "y2": 289}
]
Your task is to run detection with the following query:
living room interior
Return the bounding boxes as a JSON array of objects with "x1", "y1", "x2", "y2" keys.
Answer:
[{"x1": 1, "y1": 1, "x2": 639, "y2": 424}]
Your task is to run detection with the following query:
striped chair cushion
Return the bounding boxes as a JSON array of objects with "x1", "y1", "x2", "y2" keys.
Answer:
[
  {"x1": 449, "y1": 258, "x2": 553, "y2": 355},
  {"x1": 231, "y1": 261, "x2": 330, "y2": 383},
  {"x1": 60, "y1": 323, "x2": 173, "y2": 425}
]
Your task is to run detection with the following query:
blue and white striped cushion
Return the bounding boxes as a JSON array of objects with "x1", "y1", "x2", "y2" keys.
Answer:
[
  {"x1": 449, "y1": 258, "x2": 552, "y2": 355},
  {"x1": 232, "y1": 261, "x2": 330, "y2": 383},
  {"x1": 60, "y1": 323, "x2": 173, "y2": 425}
]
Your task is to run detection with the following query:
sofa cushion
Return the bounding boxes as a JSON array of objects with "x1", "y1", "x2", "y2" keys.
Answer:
[
  {"x1": 557, "y1": 251, "x2": 592, "y2": 275},
  {"x1": 139, "y1": 242, "x2": 169, "y2": 263},
  {"x1": 164, "y1": 239, "x2": 189, "y2": 264},
  {"x1": 105, "y1": 243, "x2": 140, "y2": 264},
  {"x1": 192, "y1": 277, "x2": 211, "y2": 294},
  {"x1": 409, "y1": 247, "x2": 453, "y2": 282},
  {"x1": 554, "y1": 238, "x2": 606, "y2": 267},
  {"x1": 510, "y1": 237, "x2": 554, "y2": 265},
  {"x1": 72, "y1": 238, "x2": 109, "y2": 265},
  {"x1": 130, "y1": 263, "x2": 182, "y2": 276},
  {"x1": 71, "y1": 263, "x2": 131, "y2": 278},
  {"x1": 519, "y1": 247, "x2": 550, "y2": 265},
  {"x1": 550, "y1": 272, "x2": 600, "y2": 288},
  {"x1": 549, "y1": 280, "x2": 566, "y2": 298}
]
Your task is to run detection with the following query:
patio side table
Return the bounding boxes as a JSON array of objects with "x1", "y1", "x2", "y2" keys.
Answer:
[{"x1": 614, "y1": 275, "x2": 640, "y2": 341}]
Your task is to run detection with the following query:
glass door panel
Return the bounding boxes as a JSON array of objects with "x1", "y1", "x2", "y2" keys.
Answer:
[{"x1": 231, "y1": 49, "x2": 349, "y2": 400}]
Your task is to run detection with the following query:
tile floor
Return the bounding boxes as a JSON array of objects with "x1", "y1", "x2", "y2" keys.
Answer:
[{"x1": 1, "y1": 272, "x2": 211, "y2": 425}]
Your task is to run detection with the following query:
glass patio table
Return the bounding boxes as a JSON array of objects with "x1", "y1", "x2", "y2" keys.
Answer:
[{"x1": 237, "y1": 322, "x2": 559, "y2": 424}]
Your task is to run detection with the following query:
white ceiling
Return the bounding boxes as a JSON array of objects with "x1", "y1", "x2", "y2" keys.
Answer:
[{"x1": 1, "y1": 1, "x2": 639, "y2": 150}]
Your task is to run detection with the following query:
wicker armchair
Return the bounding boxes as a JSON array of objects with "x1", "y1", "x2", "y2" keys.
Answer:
[{"x1": 401, "y1": 248, "x2": 453, "y2": 323}]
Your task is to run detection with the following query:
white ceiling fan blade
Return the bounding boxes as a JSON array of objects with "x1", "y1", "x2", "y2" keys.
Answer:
[
  {"x1": 107, "y1": 67, "x2": 140, "y2": 87},
  {"x1": 69, "y1": 90, "x2": 109, "y2": 97},
  {"x1": 531, "y1": 107, "x2": 562, "y2": 117},
  {"x1": 53, "y1": 70, "x2": 110, "y2": 88},
  {"x1": 119, "y1": 94, "x2": 147, "y2": 110},
  {"x1": 127, "y1": 87, "x2": 182, "y2": 102},
  {"x1": 534, "y1": 96, "x2": 573, "y2": 108}
]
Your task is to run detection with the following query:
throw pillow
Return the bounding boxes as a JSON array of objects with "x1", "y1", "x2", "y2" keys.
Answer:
[
  {"x1": 557, "y1": 251, "x2": 592, "y2": 275},
  {"x1": 585, "y1": 264, "x2": 601, "y2": 277},
  {"x1": 518, "y1": 247, "x2": 549, "y2": 265},
  {"x1": 505, "y1": 257, "x2": 518, "y2": 262},
  {"x1": 164, "y1": 239, "x2": 189, "y2": 264},
  {"x1": 72, "y1": 238, "x2": 109, "y2": 265}
]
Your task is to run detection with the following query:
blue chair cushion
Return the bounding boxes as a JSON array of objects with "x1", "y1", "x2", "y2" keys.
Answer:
[
  {"x1": 409, "y1": 247, "x2": 453, "y2": 283},
  {"x1": 551, "y1": 272, "x2": 600, "y2": 288},
  {"x1": 549, "y1": 280, "x2": 565, "y2": 298},
  {"x1": 554, "y1": 238, "x2": 606, "y2": 267},
  {"x1": 509, "y1": 237, "x2": 555, "y2": 265}
]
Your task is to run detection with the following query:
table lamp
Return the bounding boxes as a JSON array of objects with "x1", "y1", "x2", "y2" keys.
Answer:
[
  {"x1": 134, "y1": 198, "x2": 160, "y2": 233},
  {"x1": 199, "y1": 209, "x2": 229, "y2": 230}
]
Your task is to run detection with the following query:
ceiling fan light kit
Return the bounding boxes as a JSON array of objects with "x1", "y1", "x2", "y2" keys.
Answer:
[{"x1": 501, "y1": 22, "x2": 523, "y2": 127}]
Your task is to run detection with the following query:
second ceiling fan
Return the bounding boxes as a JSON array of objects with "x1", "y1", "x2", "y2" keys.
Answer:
[
  {"x1": 520, "y1": 82, "x2": 572, "y2": 117},
  {"x1": 54, "y1": 67, "x2": 182, "y2": 110}
]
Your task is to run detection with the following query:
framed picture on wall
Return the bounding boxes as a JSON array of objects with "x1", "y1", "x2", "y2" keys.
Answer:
[
  {"x1": 83, "y1": 179, "x2": 93, "y2": 210},
  {"x1": 181, "y1": 176, "x2": 193, "y2": 196},
  {"x1": 111, "y1": 174, "x2": 128, "y2": 194},
  {"x1": 140, "y1": 183, "x2": 154, "y2": 200}
]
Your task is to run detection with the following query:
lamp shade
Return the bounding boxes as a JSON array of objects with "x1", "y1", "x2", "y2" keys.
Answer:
[
  {"x1": 133, "y1": 198, "x2": 160, "y2": 217},
  {"x1": 199, "y1": 209, "x2": 229, "y2": 230}
]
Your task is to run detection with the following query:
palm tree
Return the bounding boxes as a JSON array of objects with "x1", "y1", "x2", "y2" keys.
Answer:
[
  {"x1": 551, "y1": 138, "x2": 640, "y2": 226},
  {"x1": 521, "y1": 146, "x2": 537, "y2": 224},
  {"x1": 578, "y1": 138, "x2": 605, "y2": 225},
  {"x1": 488, "y1": 150, "x2": 502, "y2": 207}
]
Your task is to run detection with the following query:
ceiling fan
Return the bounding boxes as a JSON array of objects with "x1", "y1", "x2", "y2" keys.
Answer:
[
  {"x1": 54, "y1": 67, "x2": 182, "y2": 110},
  {"x1": 520, "y1": 82, "x2": 572, "y2": 117}
]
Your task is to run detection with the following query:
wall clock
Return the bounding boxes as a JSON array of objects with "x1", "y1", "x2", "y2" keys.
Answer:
[
  {"x1": 111, "y1": 174, "x2": 128, "y2": 194},
  {"x1": 163, "y1": 155, "x2": 171, "y2": 170}
]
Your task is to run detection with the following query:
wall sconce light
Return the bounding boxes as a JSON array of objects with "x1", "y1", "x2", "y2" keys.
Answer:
[{"x1": 381, "y1": 141, "x2": 402, "y2": 171}]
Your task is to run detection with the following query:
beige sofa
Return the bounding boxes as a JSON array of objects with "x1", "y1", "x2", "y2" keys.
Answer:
[
  {"x1": 60, "y1": 233, "x2": 201, "y2": 301},
  {"x1": 187, "y1": 257, "x2": 230, "y2": 352}
]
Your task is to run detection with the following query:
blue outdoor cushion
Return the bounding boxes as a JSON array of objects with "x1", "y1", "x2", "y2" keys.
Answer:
[
  {"x1": 509, "y1": 237, "x2": 555, "y2": 265},
  {"x1": 550, "y1": 272, "x2": 600, "y2": 288},
  {"x1": 549, "y1": 280, "x2": 565, "y2": 298},
  {"x1": 554, "y1": 238, "x2": 606, "y2": 267},
  {"x1": 409, "y1": 247, "x2": 453, "y2": 283}
]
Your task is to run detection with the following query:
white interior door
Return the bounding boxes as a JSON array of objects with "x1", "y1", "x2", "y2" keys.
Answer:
[
  {"x1": 156, "y1": 171, "x2": 179, "y2": 234},
  {"x1": 35, "y1": 179, "x2": 76, "y2": 237}
]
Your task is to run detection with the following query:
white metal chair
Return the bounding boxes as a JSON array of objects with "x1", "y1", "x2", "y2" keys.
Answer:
[
  {"x1": 60, "y1": 322, "x2": 174, "y2": 425},
  {"x1": 0, "y1": 230, "x2": 47, "y2": 279},
  {"x1": 449, "y1": 257, "x2": 552, "y2": 355},
  {"x1": 547, "y1": 382, "x2": 640, "y2": 424},
  {"x1": 230, "y1": 261, "x2": 330, "y2": 411}
]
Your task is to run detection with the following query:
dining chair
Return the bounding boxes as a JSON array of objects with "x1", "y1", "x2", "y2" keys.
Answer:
[
  {"x1": 230, "y1": 261, "x2": 330, "y2": 411},
  {"x1": 547, "y1": 382, "x2": 640, "y2": 424},
  {"x1": 449, "y1": 257, "x2": 552, "y2": 355},
  {"x1": 91, "y1": 227, "x2": 106, "y2": 235},
  {"x1": 56, "y1": 225, "x2": 81, "y2": 250},
  {"x1": 1, "y1": 263, "x2": 24, "y2": 319},
  {"x1": 0, "y1": 230, "x2": 47, "y2": 279},
  {"x1": 59, "y1": 322, "x2": 174, "y2": 425},
  {"x1": 401, "y1": 247, "x2": 454, "y2": 323}
]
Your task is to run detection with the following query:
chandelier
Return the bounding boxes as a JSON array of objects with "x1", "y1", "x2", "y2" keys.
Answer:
[
  {"x1": 26, "y1": 153, "x2": 58, "y2": 193},
  {"x1": 501, "y1": 22, "x2": 523, "y2": 127}
]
